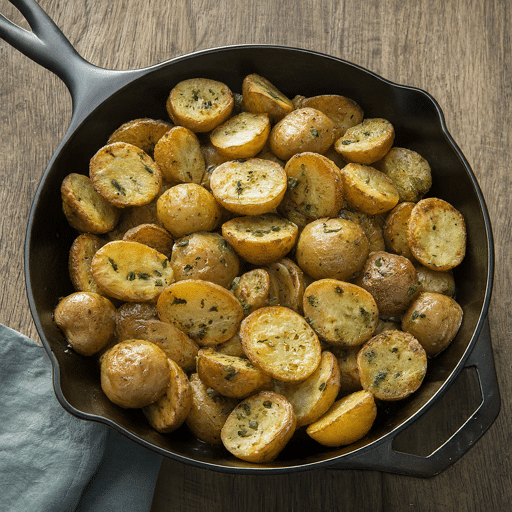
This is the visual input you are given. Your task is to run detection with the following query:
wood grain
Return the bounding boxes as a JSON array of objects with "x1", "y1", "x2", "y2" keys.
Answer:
[{"x1": 1, "y1": 0, "x2": 510, "y2": 510}]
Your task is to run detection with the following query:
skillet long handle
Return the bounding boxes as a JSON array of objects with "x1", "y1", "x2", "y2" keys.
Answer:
[
  {"x1": 329, "y1": 316, "x2": 500, "y2": 477},
  {"x1": 0, "y1": 0, "x2": 141, "y2": 125}
]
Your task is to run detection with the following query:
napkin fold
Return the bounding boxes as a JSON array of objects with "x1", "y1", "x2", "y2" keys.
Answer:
[{"x1": 0, "y1": 323, "x2": 163, "y2": 512}]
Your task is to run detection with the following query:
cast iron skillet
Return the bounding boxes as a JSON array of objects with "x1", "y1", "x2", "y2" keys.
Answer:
[{"x1": 1, "y1": 0, "x2": 500, "y2": 477}]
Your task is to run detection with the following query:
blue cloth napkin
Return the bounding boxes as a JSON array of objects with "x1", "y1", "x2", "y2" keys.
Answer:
[{"x1": 0, "y1": 323, "x2": 163, "y2": 512}]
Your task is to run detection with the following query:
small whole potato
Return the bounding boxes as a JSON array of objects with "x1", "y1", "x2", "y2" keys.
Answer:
[
  {"x1": 354, "y1": 251, "x2": 421, "y2": 316},
  {"x1": 402, "y1": 292, "x2": 463, "y2": 357},
  {"x1": 54, "y1": 291, "x2": 116, "y2": 356},
  {"x1": 100, "y1": 339, "x2": 170, "y2": 408},
  {"x1": 296, "y1": 218, "x2": 370, "y2": 281}
]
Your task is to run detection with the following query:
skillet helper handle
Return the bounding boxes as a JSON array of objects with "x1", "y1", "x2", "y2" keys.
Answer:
[{"x1": 330, "y1": 316, "x2": 500, "y2": 477}]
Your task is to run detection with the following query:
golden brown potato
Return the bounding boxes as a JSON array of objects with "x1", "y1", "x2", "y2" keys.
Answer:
[
  {"x1": 302, "y1": 279, "x2": 379, "y2": 346},
  {"x1": 209, "y1": 158, "x2": 287, "y2": 216},
  {"x1": 156, "y1": 183, "x2": 221, "y2": 238},
  {"x1": 383, "y1": 202, "x2": 417, "y2": 261},
  {"x1": 230, "y1": 268, "x2": 270, "y2": 315},
  {"x1": 241, "y1": 73, "x2": 294, "y2": 122},
  {"x1": 278, "y1": 152, "x2": 344, "y2": 226},
  {"x1": 407, "y1": 197, "x2": 466, "y2": 271},
  {"x1": 340, "y1": 163, "x2": 400, "y2": 215},
  {"x1": 61, "y1": 173, "x2": 120, "y2": 234},
  {"x1": 196, "y1": 348, "x2": 272, "y2": 398},
  {"x1": 142, "y1": 358, "x2": 192, "y2": 433},
  {"x1": 157, "y1": 279, "x2": 244, "y2": 346},
  {"x1": 338, "y1": 208, "x2": 386, "y2": 253},
  {"x1": 107, "y1": 118, "x2": 173, "y2": 156},
  {"x1": 115, "y1": 317, "x2": 199, "y2": 372},
  {"x1": 240, "y1": 306, "x2": 322, "y2": 382},
  {"x1": 334, "y1": 118, "x2": 395, "y2": 164},
  {"x1": 221, "y1": 213, "x2": 299, "y2": 265},
  {"x1": 210, "y1": 112, "x2": 271, "y2": 159},
  {"x1": 166, "y1": 78, "x2": 234, "y2": 132},
  {"x1": 278, "y1": 257, "x2": 307, "y2": 313},
  {"x1": 115, "y1": 301, "x2": 158, "y2": 326},
  {"x1": 100, "y1": 339, "x2": 170, "y2": 408},
  {"x1": 170, "y1": 231, "x2": 240, "y2": 288},
  {"x1": 306, "y1": 390, "x2": 377, "y2": 447},
  {"x1": 89, "y1": 142, "x2": 162, "y2": 208},
  {"x1": 215, "y1": 332, "x2": 246, "y2": 358},
  {"x1": 186, "y1": 372, "x2": 239, "y2": 445},
  {"x1": 414, "y1": 263, "x2": 455, "y2": 297},
  {"x1": 221, "y1": 391, "x2": 297, "y2": 463},
  {"x1": 354, "y1": 251, "x2": 420, "y2": 316},
  {"x1": 269, "y1": 107, "x2": 337, "y2": 160},
  {"x1": 357, "y1": 331, "x2": 427, "y2": 401},
  {"x1": 91, "y1": 241, "x2": 175, "y2": 302},
  {"x1": 273, "y1": 350, "x2": 341, "y2": 427},
  {"x1": 373, "y1": 147, "x2": 432, "y2": 202},
  {"x1": 68, "y1": 233, "x2": 105, "y2": 294},
  {"x1": 265, "y1": 260, "x2": 301, "y2": 312},
  {"x1": 122, "y1": 223, "x2": 174, "y2": 257},
  {"x1": 54, "y1": 291, "x2": 116, "y2": 356},
  {"x1": 401, "y1": 292, "x2": 463, "y2": 357},
  {"x1": 293, "y1": 94, "x2": 364, "y2": 138},
  {"x1": 295, "y1": 218, "x2": 370, "y2": 281},
  {"x1": 153, "y1": 125, "x2": 206, "y2": 184},
  {"x1": 331, "y1": 345, "x2": 363, "y2": 393}
]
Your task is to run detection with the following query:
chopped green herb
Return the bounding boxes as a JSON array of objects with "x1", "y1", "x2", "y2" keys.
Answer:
[{"x1": 108, "y1": 258, "x2": 118, "y2": 272}]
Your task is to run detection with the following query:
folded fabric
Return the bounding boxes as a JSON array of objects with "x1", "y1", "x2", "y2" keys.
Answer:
[{"x1": 0, "y1": 323, "x2": 163, "y2": 512}]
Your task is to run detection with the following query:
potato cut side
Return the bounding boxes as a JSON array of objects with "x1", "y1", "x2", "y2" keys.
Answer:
[
  {"x1": 91, "y1": 240, "x2": 174, "y2": 302},
  {"x1": 407, "y1": 197, "x2": 466, "y2": 271},
  {"x1": 61, "y1": 173, "x2": 120, "y2": 234},
  {"x1": 242, "y1": 73, "x2": 294, "y2": 122},
  {"x1": 357, "y1": 330, "x2": 427, "y2": 401},
  {"x1": 265, "y1": 261, "x2": 300, "y2": 312},
  {"x1": 340, "y1": 163, "x2": 400, "y2": 215},
  {"x1": 334, "y1": 118, "x2": 395, "y2": 164},
  {"x1": 303, "y1": 279, "x2": 379, "y2": 346},
  {"x1": 230, "y1": 268, "x2": 271, "y2": 315},
  {"x1": 210, "y1": 158, "x2": 287, "y2": 215},
  {"x1": 142, "y1": 358, "x2": 193, "y2": 433},
  {"x1": 338, "y1": 208, "x2": 386, "y2": 253},
  {"x1": 332, "y1": 345, "x2": 363, "y2": 393},
  {"x1": 153, "y1": 125, "x2": 206, "y2": 184},
  {"x1": 306, "y1": 390, "x2": 377, "y2": 447},
  {"x1": 68, "y1": 233, "x2": 105, "y2": 294},
  {"x1": 279, "y1": 152, "x2": 344, "y2": 224},
  {"x1": 221, "y1": 391, "x2": 297, "y2": 463},
  {"x1": 222, "y1": 213, "x2": 299, "y2": 265},
  {"x1": 273, "y1": 350, "x2": 341, "y2": 427},
  {"x1": 107, "y1": 118, "x2": 173, "y2": 156},
  {"x1": 166, "y1": 78, "x2": 234, "y2": 132},
  {"x1": 89, "y1": 142, "x2": 162, "y2": 207},
  {"x1": 197, "y1": 349, "x2": 272, "y2": 398},
  {"x1": 210, "y1": 112, "x2": 271, "y2": 159},
  {"x1": 123, "y1": 223, "x2": 174, "y2": 257},
  {"x1": 157, "y1": 279, "x2": 244, "y2": 346},
  {"x1": 383, "y1": 202, "x2": 417, "y2": 261},
  {"x1": 240, "y1": 306, "x2": 322, "y2": 382}
]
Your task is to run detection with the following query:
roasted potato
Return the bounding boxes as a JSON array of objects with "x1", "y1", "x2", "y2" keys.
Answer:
[
  {"x1": 115, "y1": 301, "x2": 159, "y2": 326},
  {"x1": 156, "y1": 183, "x2": 221, "y2": 238},
  {"x1": 100, "y1": 339, "x2": 170, "y2": 408},
  {"x1": 269, "y1": 107, "x2": 337, "y2": 160},
  {"x1": 54, "y1": 291, "x2": 116, "y2": 356},
  {"x1": 166, "y1": 78, "x2": 234, "y2": 132},
  {"x1": 383, "y1": 202, "x2": 417, "y2": 261},
  {"x1": 334, "y1": 118, "x2": 395, "y2": 164},
  {"x1": 221, "y1": 213, "x2": 299, "y2": 265},
  {"x1": 61, "y1": 173, "x2": 120, "y2": 234},
  {"x1": 122, "y1": 223, "x2": 174, "y2": 257},
  {"x1": 240, "y1": 306, "x2": 322, "y2": 382},
  {"x1": 68, "y1": 233, "x2": 105, "y2": 294},
  {"x1": 142, "y1": 358, "x2": 193, "y2": 433},
  {"x1": 210, "y1": 158, "x2": 287, "y2": 215},
  {"x1": 402, "y1": 292, "x2": 463, "y2": 357},
  {"x1": 414, "y1": 263, "x2": 455, "y2": 297},
  {"x1": 215, "y1": 332, "x2": 246, "y2": 358},
  {"x1": 230, "y1": 268, "x2": 270, "y2": 315},
  {"x1": 170, "y1": 231, "x2": 240, "y2": 288},
  {"x1": 295, "y1": 218, "x2": 370, "y2": 281},
  {"x1": 153, "y1": 125, "x2": 206, "y2": 184},
  {"x1": 331, "y1": 345, "x2": 363, "y2": 393},
  {"x1": 338, "y1": 208, "x2": 386, "y2": 253},
  {"x1": 221, "y1": 391, "x2": 297, "y2": 463},
  {"x1": 357, "y1": 330, "x2": 427, "y2": 401}
]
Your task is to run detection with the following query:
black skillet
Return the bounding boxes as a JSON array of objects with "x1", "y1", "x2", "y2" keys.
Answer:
[{"x1": 0, "y1": 0, "x2": 500, "y2": 477}]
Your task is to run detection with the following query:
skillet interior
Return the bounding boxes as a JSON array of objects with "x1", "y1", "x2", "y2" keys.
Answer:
[{"x1": 25, "y1": 46, "x2": 492, "y2": 473}]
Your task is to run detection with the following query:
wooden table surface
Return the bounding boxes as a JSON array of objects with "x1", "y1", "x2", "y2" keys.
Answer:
[{"x1": 1, "y1": 0, "x2": 510, "y2": 510}]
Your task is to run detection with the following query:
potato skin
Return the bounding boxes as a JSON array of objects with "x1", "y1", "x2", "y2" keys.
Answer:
[
  {"x1": 100, "y1": 339, "x2": 170, "y2": 408},
  {"x1": 401, "y1": 292, "x2": 463, "y2": 357},
  {"x1": 54, "y1": 292, "x2": 116, "y2": 356}
]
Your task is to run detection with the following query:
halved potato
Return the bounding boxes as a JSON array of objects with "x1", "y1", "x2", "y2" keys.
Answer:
[
  {"x1": 338, "y1": 208, "x2": 386, "y2": 253},
  {"x1": 230, "y1": 268, "x2": 270, "y2": 315},
  {"x1": 91, "y1": 241, "x2": 175, "y2": 302},
  {"x1": 221, "y1": 391, "x2": 296, "y2": 463},
  {"x1": 123, "y1": 223, "x2": 174, "y2": 257},
  {"x1": 414, "y1": 263, "x2": 455, "y2": 297},
  {"x1": 157, "y1": 279, "x2": 244, "y2": 346},
  {"x1": 68, "y1": 233, "x2": 105, "y2": 294},
  {"x1": 383, "y1": 202, "x2": 417, "y2": 261},
  {"x1": 240, "y1": 306, "x2": 322, "y2": 382}
]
